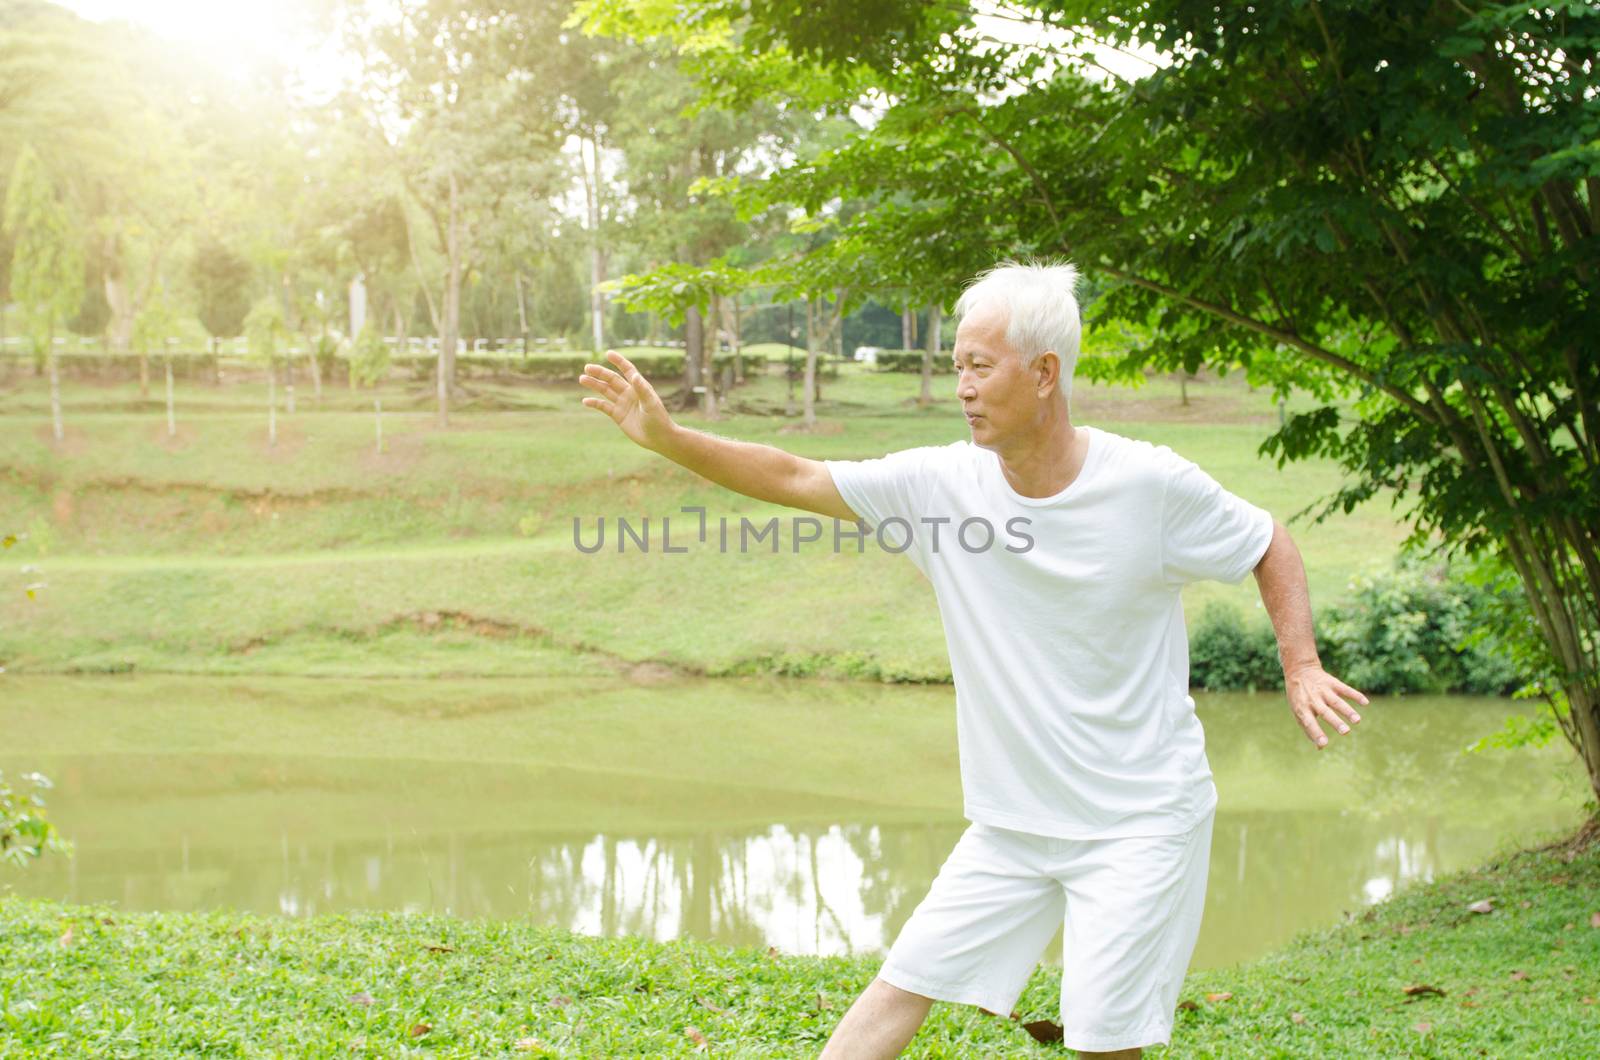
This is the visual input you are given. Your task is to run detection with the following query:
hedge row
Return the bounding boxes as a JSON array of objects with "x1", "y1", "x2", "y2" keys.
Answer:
[
  {"x1": 871, "y1": 349, "x2": 954, "y2": 374},
  {"x1": 1190, "y1": 556, "x2": 1524, "y2": 696},
  {"x1": 397, "y1": 351, "x2": 771, "y2": 383}
]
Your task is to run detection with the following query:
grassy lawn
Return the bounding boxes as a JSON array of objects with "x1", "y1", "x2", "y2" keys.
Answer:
[
  {"x1": 0, "y1": 362, "x2": 1412, "y2": 679},
  {"x1": 3, "y1": 828, "x2": 1595, "y2": 1057}
]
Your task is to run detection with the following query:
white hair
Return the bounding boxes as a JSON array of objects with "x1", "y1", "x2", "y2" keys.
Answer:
[{"x1": 952, "y1": 259, "x2": 1081, "y2": 403}]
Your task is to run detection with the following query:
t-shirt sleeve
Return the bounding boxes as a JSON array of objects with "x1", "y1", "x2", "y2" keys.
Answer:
[
  {"x1": 822, "y1": 446, "x2": 938, "y2": 533},
  {"x1": 1160, "y1": 453, "x2": 1275, "y2": 585}
]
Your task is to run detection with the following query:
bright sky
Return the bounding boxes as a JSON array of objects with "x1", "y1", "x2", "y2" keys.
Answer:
[{"x1": 56, "y1": 0, "x2": 352, "y2": 96}]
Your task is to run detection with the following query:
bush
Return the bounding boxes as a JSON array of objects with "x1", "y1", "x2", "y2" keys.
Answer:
[
  {"x1": 872, "y1": 349, "x2": 954, "y2": 373},
  {"x1": 1189, "y1": 601, "x2": 1283, "y2": 692},
  {"x1": 396, "y1": 350, "x2": 767, "y2": 383},
  {"x1": 1189, "y1": 555, "x2": 1525, "y2": 695},
  {"x1": 1320, "y1": 556, "x2": 1522, "y2": 696}
]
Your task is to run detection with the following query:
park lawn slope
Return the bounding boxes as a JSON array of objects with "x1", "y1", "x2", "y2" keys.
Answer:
[
  {"x1": 0, "y1": 370, "x2": 1412, "y2": 681},
  {"x1": 2, "y1": 831, "x2": 1596, "y2": 1057}
]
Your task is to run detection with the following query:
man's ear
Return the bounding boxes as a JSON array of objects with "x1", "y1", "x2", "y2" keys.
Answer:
[{"x1": 1034, "y1": 351, "x2": 1060, "y2": 397}]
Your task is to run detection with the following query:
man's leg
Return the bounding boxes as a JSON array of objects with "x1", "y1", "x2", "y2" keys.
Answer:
[{"x1": 819, "y1": 977, "x2": 934, "y2": 1060}]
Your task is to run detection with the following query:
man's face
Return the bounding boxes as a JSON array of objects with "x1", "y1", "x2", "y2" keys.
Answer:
[{"x1": 951, "y1": 300, "x2": 1053, "y2": 450}]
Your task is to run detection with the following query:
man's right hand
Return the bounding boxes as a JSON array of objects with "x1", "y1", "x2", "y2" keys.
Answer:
[{"x1": 579, "y1": 350, "x2": 677, "y2": 452}]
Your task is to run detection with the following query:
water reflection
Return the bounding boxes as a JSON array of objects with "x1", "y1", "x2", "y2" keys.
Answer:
[{"x1": 0, "y1": 676, "x2": 1584, "y2": 971}]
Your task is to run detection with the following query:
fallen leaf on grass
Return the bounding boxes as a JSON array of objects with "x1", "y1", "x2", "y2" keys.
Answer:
[
  {"x1": 1290, "y1": 1012, "x2": 1307, "y2": 1025},
  {"x1": 695, "y1": 997, "x2": 727, "y2": 1015},
  {"x1": 765, "y1": 946, "x2": 779, "y2": 958},
  {"x1": 1176, "y1": 1000, "x2": 1200, "y2": 1013},
  {"x1": 513, "y1": 1038, "x2": 552, "y2": 1054},
  {"x1": 347, "y1": 991, "x2": 374, "y2": 1007},
  {"x1": 1590, "y1": 911, "x2": 1600, "y2": 929},
  {"x1": 685, "y1": 1025, "x2": 708, "y2": 1052},
  {"x1": 816, "y1": 992, "x2": 831, "y2": 1010},
  {"x1": 98, "y1": 917, "x2": 114, "y2": 926},
  {"x1": 58, "y1": 925, "x2": 73, "y2": 948},
  {"x1": 1402, "y1": 984, "x2": 1446, "y2": 999},
  {"x1": 1549, "y1": 874, "x2": 1571, "y2": 886},
  {"x1": 1461, "y1": 1000, "x2": 1479, "y2": 1008},
  {"x1": 1467, "y1": 899, "x2": 1494, "y2": 915},
  {"x1": 1521, "y1": 900, "x2": 1533, "y2": 909},
  {"x1": 548, "y1": 996, "x2": 572, "y2": 1008},
  {"x1": 1582, "y1": 997, "x2": 1597, "y2": 1005},
  {"x1": 1205, "y1": 992, "x2": 1234, "y2": 1003},
  {"x1": 408, "y1": 1023, "x2": 431, "y2": 1038},
  {"x1": 1022, "y1": 1020, "x2": 1064, "y2": 1043},
  {"x1": 1509, "y1": 970, "x2": 1530, "y2": 982},
  {"x1": 423, "y1": 943, "x2": 455, "y2": 953},
  {"x1": 1413, "y1": 1022, "x2": 1432, "y2": 1034}
]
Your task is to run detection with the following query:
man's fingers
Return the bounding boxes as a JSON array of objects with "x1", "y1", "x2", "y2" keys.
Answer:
[
  {"x1": 1296, "y1": 709, "x2": 1329, "y2": 749},
  {"x1": 1334, "y1": 679, "x2": 1370, "y2": 706},
  {"x1": 1315, "y1": 698, "x2": 1352, "y2": 735},
  {"x1": 580, "y1": 395, "x2": 616, "y2": 417},
  {"x1": 605, "y1": 349, "x2": 647, "y2": 388},
  {"x1": 580, "y1": 364, "x2": 624, "y2": 395},
  {"x1": 1323, "y1": 690, "x2": 1362, "y2": 724}
]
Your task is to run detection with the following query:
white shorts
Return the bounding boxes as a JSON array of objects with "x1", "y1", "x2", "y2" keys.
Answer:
[{"x1": 878, "y1": 809, "x2": 1214, "y2": 1053}]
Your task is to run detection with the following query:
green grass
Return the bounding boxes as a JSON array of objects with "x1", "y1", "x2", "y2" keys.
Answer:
[
  {"x1": 0, "y1": 363, "x2": 1411, "y2": 679},
  {"x1": 2, "y1": 828, "x2": 1595, "y2": 1057}
]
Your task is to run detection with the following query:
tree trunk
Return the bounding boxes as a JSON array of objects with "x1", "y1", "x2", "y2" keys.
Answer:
[
  {"x1": 515, "y1": 272, "x2": 530, "y2": 356},
  {"x1": 47, "y1": 325, "x2": 62, "y2": 442},
  {"x1": 103, "y1": 233, "x2": 133, "y2": 354},
  {"x1": 138, "y1": 351, "x2": 149, "y2": 399},
  {"x1": 730, "y1": 294, "x2": 744, "y2": 384},
  {"x1": 285, "y1": 356, "x2": 296, "y2": 415},
  {"x1": 1179, "y1": 371, "x2": 1190, "y2": 406},
  {"x1": 920, "y1": 303, "x2": 941, "y2": 407},
  {"x1": 375, "y1": 396, "x2": 384, "y2": 455},
  {"x1": 684, "y1": 303, "x2": 704, "y2": 394},
  {"x1": 583, "y1": 133, "x2": 606, "y2": 353},
  {"x1": 831, "y1": 287, "x2": 845, "y2": 363},
  {"x1": 802, "y1": 297, "x2": 817, "y2": 429},
  {"x1": 705, "y1": 295, "x2": 720, "y2": 419},
  {"x1": 308, "y1": 339, "x2": 323, "y2": 401},
  {"x1": 439, "y1": 169, "x2": 462, "y2": 426},
  {"x1": 267, "y1": 359, "x2": 277, "y2": 448},
  {"x1": 165, "y1": 355, "x2": 175, "y2": 437}
]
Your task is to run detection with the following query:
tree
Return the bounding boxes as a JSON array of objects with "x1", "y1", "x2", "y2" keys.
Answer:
[
  {"x1": 607, "y1": 259, "x2": 757, "y2": 419},
  {"x1": 132, "y1": 293, "x2": 181, "y2": 437},
  {"x1": 245, "y1": 296, "x2": 286, "y2": 449},
  {"x1": 4, "y1": 143, "x2": 82, "y2": 443},
  {"x1": 349, "y1": 324, "x2": 391, "y2": 454},
  {"x1": 192, "y1": 237, "x2": 252, "y2": 361},
  {"x1": 346, "y1": 0, "x2": 570, "y2": 426},
  {"x1": 584, "y1": 0, "x2": 1600, "y2": 805}
]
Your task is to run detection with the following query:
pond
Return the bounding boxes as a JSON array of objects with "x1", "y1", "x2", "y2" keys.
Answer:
[{"x1": 0, "y1": 673, "x2": 1585, "y2": 971}]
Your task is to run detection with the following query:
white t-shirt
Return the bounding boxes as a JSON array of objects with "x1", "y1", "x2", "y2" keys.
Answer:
[{"x1": 824, "y1": 424, "x2": 1275, "y2": 839}]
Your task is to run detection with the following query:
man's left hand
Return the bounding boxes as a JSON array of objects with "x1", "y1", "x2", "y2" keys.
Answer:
[{"x1": 1284, "y1": 665, "x2": 1369, "y2": 749}]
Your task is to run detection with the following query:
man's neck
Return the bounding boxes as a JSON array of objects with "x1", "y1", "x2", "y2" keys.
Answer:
[{"x1": 994, "y1": 410, "x2": 1086, "y2": 499}]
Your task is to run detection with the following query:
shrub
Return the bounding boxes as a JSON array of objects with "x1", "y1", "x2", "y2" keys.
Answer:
[
  {"x1": 1189, "y1": 555, "x2": 1525, "y2": 695},
  {"x1": 1189, "y1": 601, "x2": 1282, "y2": 692}
]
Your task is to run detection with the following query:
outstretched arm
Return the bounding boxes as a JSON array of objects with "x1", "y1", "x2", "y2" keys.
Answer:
[
  {"x1": 1252, "y1": 519, "x2": 1369, "y2": 749},
  {"x1": 578, "y1": 350, "x2": 858, "y2": 521}
]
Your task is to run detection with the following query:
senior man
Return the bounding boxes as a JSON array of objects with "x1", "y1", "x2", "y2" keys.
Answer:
[{"x1": 578, "y1": 261, "x2": 1367, "y2": 1059}]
